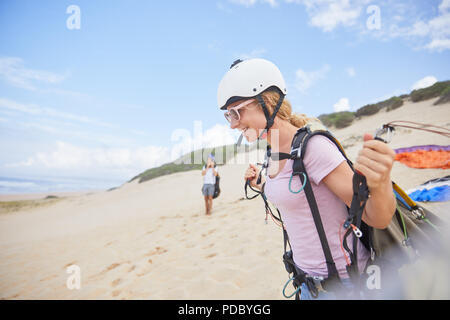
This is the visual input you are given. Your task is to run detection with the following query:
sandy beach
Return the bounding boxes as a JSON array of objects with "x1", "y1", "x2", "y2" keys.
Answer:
[{"x1": 0, "y1": 97, "x2": 449, "y2": 300}]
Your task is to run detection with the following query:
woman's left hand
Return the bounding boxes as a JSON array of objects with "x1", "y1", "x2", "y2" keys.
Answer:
[{"x1": 353, "y1": 133, "x2": 396, "y2": 192}]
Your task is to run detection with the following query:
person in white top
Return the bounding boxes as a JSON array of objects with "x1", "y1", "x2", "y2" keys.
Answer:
[{"x1": 202, "y1": 154, "x2": 218, "y2": 215}]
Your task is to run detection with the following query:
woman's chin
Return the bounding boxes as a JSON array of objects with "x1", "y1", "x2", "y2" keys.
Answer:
[{"x1": 244, "y1": 130, "x2": 266, "y2": 143}]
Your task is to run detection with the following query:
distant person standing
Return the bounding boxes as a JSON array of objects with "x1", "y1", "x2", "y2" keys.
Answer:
[{"x1": 202, "y1": 154, "x2": 218, "y2": 215}]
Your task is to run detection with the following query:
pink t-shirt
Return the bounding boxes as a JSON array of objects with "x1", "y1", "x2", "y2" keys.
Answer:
[{"x1": 264, "y1": 135, "x2": 370, "y2": 278}]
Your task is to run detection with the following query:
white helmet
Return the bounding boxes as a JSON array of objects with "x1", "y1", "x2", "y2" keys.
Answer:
[{"x1": 217, "y1": 58, "x2": 287, "y2": 110}]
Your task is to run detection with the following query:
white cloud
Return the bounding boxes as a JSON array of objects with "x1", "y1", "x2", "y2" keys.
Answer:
[
  {"x1": 236, "y1": 48, "x2": 267, "y2": 60},
  {"x1": 346, "y1": 67, "x2": 356, "y2": 77},
  {"x1": 425, "y1": 38, "x2": 450, "y2": 51},
  {"x1": 4, "y1": 123, "x2": 239, "y2": 181},
  {"x1": 217, "y1": 2, "x2": 233, "y2": 13},
  {"x1": 230, "y1": 0, "x2": 257, "y2": 6},
  {"x1": 0, "y1": 98, "x2": 42, "y2": 114},
  {"x1": 439, "y1": 0, "x2": 450, "y2": 13},
  {"x1": 16, "y1": 121, "x2": 133, "y2": 146},
  {"x1": 286, "y1": 0, "x2": 366, "y2": 32},
  {"x1": 0, "y1": 57, "x2": 67, "y2": 91},
  {"x1": 333, "y1": 97, "x2": 350, "y2": 112},
  {"x1": 170, "y1": 122, "x2": 239, "y2": 161},
  {"x1": 265, "y1": 0, "x2": 278, "y2": 6},
  {"x1": 227, "y1": 0, "x2": 450, "y2": 51},
  {"x1": 201, "y1": 123, "x2": 239, "y2": 147},
  {"x1": 0, "y1": 180, "x2": 37, "y2": 188},
  {"x1": 308, "y1": 2, "x2": 361, "y2": 32},
  {"x1": 295, "y1": 64, "x2": 330, "y2": 93},
  {"x1": 284, "y1": 0, "x2": 450, "y2": 52},
  {"x1": 5, "y1": 141, "x2": 170, "y2": 173},
  {"x1": 385, "y1": 1, "x2": 450, "y2": 52},
  {"x1": 0, "y1": 97, "x2": 114, "y2": 128},
  {"x1": 0, "y1": 98, "x2": 139, "y2": 146},
  {"x1": 411, "y1": 76, "x2": 438, "y2": 91},
  {"x1": 229, "y1": 0, "x2": 277, "y2": 7}
]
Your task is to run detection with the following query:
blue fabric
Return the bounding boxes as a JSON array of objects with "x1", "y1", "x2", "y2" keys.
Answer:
[
  {"x1": 300, "y1": 278, "x2": 355, "y2": 300},
  {"x1": 202, "y1": 183, "x2": 215, "y2": 197},
  {"x1": 408, "y1": 185, "x2": 450, "y2": 202}
]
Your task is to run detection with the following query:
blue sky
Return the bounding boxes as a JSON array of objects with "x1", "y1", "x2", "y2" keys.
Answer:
[{"x1": 0, "y1": 0, "x2": 449, "y2": 191}]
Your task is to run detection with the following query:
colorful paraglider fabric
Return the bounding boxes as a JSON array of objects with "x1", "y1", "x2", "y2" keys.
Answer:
[
  {"x1": 394, "y1": 145, "x2": 450, "y2": 169},
  {"x1": 407, "y1": 176, "x2": 450, "y2": 202}
]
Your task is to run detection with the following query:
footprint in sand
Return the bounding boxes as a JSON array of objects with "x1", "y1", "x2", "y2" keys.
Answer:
[
  {"x1": 63, "y1": 261, "x2": 77, "y2": 269},
  {"x1": 40, "y1": 274, "x2": 57, "y2": 282},
  {"x1": 89, "y1": 262, "x2": 121, "y2": 279},
  {"x1": 111, "y1": 278, "x2": 121, "y2": 287},
  {"x1": 106, "y1": 263, "x2": 121, "y2": 271},
  {"x1": 201, "y1": 229, "x2": 216, "y2": 238},
  {"x1": 145, "y1": 246, "x2": 168, "y2": 256},
  {"x1": 112, "y1": 290, "x2": 121, "y2": 297}
]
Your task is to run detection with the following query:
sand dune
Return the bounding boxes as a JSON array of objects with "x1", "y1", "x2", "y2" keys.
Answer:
[{"x1": 0, "y1": 97, "x2": 449, "y2": 299}]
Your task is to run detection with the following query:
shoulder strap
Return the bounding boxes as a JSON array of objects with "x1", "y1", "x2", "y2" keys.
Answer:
[
  {"x1": 290, "y1": 127, "x2": 341, "y2": 281},
  {"x1": 299, "y1": 128, "x2": 375, "y2": 283}
]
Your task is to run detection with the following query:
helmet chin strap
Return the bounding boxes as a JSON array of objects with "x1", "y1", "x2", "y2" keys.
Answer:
[
  {"x1": 236, "y1": 132, "x2": 244, "y2": 147},
  {"x1": 256, "y1": 92, "x2": 285, "y2": 142}
]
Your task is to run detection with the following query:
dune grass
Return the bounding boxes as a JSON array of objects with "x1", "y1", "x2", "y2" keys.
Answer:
[
  {"x1": 410, "y1": 80, "x2": 450, "y2": 103},
  {"x1": 318, "y1": 111, "x2": 355, "y2": 129},
  {"x1": 356, "y1": 96, "x2": 404, "y2": 117},
  {"x1": 0, "y1": 197, "x2": 62, "y2": 214},
  {"x1": 129, "y1": 142, "x2": 267, "y2": 184},
  {"x1": 434, "y1": 86, "x2": 450, "y2": 105},
  {"x1": 318, "y1": 80, "x2": 449, "y2": 130}
]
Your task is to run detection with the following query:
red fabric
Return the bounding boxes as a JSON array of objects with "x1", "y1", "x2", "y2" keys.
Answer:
[{"x1": 395, "y1": 150, "x2": 450, "y2": 169}]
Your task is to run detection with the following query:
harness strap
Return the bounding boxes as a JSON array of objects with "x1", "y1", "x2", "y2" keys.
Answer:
[
  {"x1": 254, "y1": 125, "x2": 377, "y2": 298},
  {"x1": 244, "y1": 179, "x2": 261, "y2": 200},
  {"x1": 291, "y1": 129, "x2": 342, "y2": 285},
  {"x1": 270, "y1": 152, "x2": 293, "y2": 161}
]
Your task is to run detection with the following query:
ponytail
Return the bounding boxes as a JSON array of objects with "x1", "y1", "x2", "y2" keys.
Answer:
[{"x1": 260, "y1": 90, "x2": 318, "y2": 128}]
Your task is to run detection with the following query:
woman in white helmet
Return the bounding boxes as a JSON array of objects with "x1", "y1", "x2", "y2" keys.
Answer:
[{"x1": 217, "y1": 58, "x2": 397, "y2": 299}]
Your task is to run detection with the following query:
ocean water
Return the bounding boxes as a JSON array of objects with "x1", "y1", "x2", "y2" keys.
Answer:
[{"x1": 0, "y1": 176, "x2": 123, "y2": 195}]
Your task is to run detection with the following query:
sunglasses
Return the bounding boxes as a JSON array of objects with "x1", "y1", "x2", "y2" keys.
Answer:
[{"x1": 224, "y1": 99, "x2": 254, "y2": 123}]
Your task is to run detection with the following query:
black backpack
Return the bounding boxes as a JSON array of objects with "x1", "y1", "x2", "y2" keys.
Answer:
[
  {"x1": 213, "y1": 174, "x2": 221, "y2": 199},
  {"x1": 246, "y1": 122, "x2": 445, "y2": 299}
]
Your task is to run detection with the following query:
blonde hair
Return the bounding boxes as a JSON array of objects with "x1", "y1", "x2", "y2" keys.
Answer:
[{"x1": 259, "y1": 90, "x2": 317, "y2": 128}]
